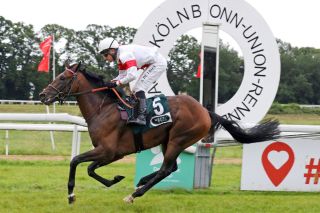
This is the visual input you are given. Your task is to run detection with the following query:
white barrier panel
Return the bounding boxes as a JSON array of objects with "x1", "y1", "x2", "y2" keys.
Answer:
[
  {"x1": 184, "y1": 145, "x2": 196, "y2": 154},
  {"x1": 241, "y1": 138, "x2": 320, "y2": 191}
]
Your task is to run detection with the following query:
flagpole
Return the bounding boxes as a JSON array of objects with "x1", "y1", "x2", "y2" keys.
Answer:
[
  {"x1": 52, "y1": 34, "x2": 56, "y2": 113},
  {"x1": 50, "y1": 34, "x2": 56, "y2": 150},
  {"x1": 52, "y1": 34, "x2": 55, "y2": 80}
]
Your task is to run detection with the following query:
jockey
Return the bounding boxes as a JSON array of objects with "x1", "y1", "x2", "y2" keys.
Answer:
[{"x1": 98, "y1": 37, "x2": 167, "y2": 125}]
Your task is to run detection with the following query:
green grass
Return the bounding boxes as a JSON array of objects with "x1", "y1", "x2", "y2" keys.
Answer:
[
  {"x1": 266, "y1": 114, "x2": 320, "y2": 125},
  {"x1": 215, "y1": 146, "x2": 242, "y2": 159},
  {"x1": 0, "y1": 160, "x2": 319, "y2": 213},
  {"x1": 0, "y1": 104, "x2": 81, "y2": 116},
  {"x1": 1, "y1": 104, "x2": 320, "y2": 212}
]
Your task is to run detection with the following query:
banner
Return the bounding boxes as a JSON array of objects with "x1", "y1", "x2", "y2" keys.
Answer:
[
  {"x1": 37, "y1": 36, "x2": 52, "y2": 72},
  {"x1": 135, "y1": 146, "x2": 195, "y2": 190},
  {"x1": 241, "y1": 139, "x2": 320, "y2": 191}
]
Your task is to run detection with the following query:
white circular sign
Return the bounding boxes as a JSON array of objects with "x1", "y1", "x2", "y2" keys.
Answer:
[{"x1": 134, "y1": 0, "x2": 280, "y2": 123}]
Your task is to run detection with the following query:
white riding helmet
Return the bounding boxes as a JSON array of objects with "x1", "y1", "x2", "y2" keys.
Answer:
[{"x1": 98, "y1": 37, "x2": 119, "y2": 54}]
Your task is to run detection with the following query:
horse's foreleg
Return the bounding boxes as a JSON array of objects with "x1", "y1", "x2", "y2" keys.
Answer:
[
  {"x1": 67, "y1": 147, "x2": 104, "y2": 204},
  {"x1": 87, "y1": 161, "x2": 125, "y2": 187}
]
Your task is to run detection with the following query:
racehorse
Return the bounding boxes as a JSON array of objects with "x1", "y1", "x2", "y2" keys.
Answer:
[{"x1": 39, "y1": 62, "x2": 280, "y2": 204}]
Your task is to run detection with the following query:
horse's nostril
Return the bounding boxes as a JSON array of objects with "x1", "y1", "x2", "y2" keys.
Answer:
[{"x1": 39, "y1": 92, "x2": 46, "y2": 100}]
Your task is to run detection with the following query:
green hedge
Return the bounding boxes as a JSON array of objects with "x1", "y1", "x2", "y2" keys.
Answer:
[{"x1": 269, "y1": 102, "x2": 320, "y2": 114}]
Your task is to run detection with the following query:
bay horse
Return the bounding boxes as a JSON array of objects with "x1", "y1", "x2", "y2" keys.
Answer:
[{"x1": 39, "y1": 62, "x2": 280, "y2": 204}]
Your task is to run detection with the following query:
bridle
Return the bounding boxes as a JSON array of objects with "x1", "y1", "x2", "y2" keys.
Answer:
[
  {"x1": 47, "y1": 65, "x2": 133, "y2": 108},
  {"x1": 48, "y1": 67, "x2": 78, "y2": 105}
]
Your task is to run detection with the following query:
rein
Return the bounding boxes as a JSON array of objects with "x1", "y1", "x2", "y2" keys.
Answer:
[
  {"x1": 53, "y1": 66, "x2": 133, "y2": 109},
  {"x1": 69, "y1": 87, "x2": 133, "y2": 109},
  {"x1": 66, "y1": 68, "x2": 133, "y2": 109}
]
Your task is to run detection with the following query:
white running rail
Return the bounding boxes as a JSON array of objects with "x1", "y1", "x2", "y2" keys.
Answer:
[{"x1": 0, "y1": 113, "x2": 87, "y2": 159}]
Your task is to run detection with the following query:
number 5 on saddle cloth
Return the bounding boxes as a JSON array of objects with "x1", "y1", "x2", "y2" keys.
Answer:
[{"x1": 118, "y1": 94, "x2": 172, "y2": 135}]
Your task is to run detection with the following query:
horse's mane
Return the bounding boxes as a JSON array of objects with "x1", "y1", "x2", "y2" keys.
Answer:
[
  {"x1": 79, "y1": 69, "x2": 105, "y2": 87},
  {"x1": 68, "y1": 63, "x2": 105, "y2": 87},
  {"x1": 77, "y1": 68, "x2": 125, "y2": 101}
]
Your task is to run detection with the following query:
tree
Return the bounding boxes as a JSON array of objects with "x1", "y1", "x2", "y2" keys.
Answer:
[
  {"x1": 276, "y1": 39, "x2": 320, "y2": 104},
  {"x1": 40, "y1": 24, "x2": 137, "y2": 81},
  {"x1": 167, "y1": 35, "x2": 244, "y2": 102},
  {"x1": 2, "y1": 15, "x2": 320, "y2": 104},
  {"x1": 167, "y1": 35, "x2": 200, "y2": 99},
  {"x1": 218, "y1": 42, "x2": 243, "y2": 103},
  {"x1": 0, "y1": 16, "x2": 41, "y2": 99}
]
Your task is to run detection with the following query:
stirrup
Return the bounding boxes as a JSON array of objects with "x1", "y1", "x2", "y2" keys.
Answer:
[{"x1": 127, "y1": 115, "x2": 146, "y2": 125}]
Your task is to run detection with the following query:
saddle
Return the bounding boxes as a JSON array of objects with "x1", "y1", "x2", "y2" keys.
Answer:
[
  {"x1": 109, "y1": 88, "x2": 172, "y2": 153},
  {"x1": 117, "y1": 94, "x2": 172, "y2": 134}
]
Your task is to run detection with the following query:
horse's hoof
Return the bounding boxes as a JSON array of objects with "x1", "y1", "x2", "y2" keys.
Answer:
[
  {"x1": 123, "y1": 195, "x2": 134, "y2": 204},
  {"x1": 114, "y1": 175, "x2": 125, "y2": 182},
  {"x1": 68, "y1": 194, "x2": 76, "y2": 204}
]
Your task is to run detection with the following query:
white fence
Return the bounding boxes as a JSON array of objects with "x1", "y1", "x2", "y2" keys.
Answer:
[
  {"x1": 0, "y1": 113, "x2": 87, "y2": 159},
  {"x1": 2, "y1": 100, "x2": 320, "y2": 108},
  {"x1": 1, "y1": 112, "x2": 320, "y2": 159},
  {"x1": 0, "y1": 113, "x2": 196, "y2": 158},
  {"x1": 0, "y1": 113, "x2": 87, "y2": 126},
  {"x1": 213, "y1": 124, "x2": 320, "y2": 146},
  {"x1": 0, "y1": 100, "x2": 77, "y2": 105}
]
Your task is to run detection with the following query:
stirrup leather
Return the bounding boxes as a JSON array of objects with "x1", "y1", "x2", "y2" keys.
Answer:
[{"x1": 127, "y1": 98, "x2": 147, "y2": 125}]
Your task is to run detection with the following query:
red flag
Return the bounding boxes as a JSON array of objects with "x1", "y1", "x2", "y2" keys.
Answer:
[
  {"x1": 196, "y1": 63, "x2": 201, "y2": 78},
  {"x1": 37, "y1": 36, "x2": 52, "y2": 72},
  {"x1": 196, "y1": 51, "x2": 201, "y2": 78}
]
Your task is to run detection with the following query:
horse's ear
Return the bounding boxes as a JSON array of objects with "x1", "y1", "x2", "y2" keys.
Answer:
[
  {"x1": 64, "y1": 59, "x2": 70, "y2": 68},
  {"x1": 75, "y1": 61, "x2": 82, "y2": 72}
]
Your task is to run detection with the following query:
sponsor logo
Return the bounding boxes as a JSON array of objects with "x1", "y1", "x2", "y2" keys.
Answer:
[{"x1": 150, "y1": 112, "x2": 172, "y2": 126}]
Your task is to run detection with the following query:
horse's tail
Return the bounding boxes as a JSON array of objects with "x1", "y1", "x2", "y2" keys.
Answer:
[{"x1": 208, "y1": 111, "x2": 280, "y2": 144}]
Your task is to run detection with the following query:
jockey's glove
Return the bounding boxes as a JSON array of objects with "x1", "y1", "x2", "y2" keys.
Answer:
[{"x1": 103, "y1": 81, "x2": 117, "y2": 88}]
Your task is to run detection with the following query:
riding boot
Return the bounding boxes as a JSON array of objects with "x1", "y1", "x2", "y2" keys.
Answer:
[{"x1": 127, "y1": 98, "x2": 147, "y2": 125}]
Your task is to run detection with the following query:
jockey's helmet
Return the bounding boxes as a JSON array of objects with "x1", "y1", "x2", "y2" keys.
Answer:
[{"x1": 98, "y1": 37, "x2": 119, "y2": 54}]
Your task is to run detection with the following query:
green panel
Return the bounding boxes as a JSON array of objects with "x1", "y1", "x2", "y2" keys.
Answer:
[{"x1": 134, "y1": 146, "x2": 195, "y2": 190}]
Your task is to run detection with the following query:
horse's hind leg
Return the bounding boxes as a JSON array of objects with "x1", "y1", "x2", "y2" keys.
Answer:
[
  {"x1": 68, "y1": 147, "x2": 105, "y2": 204},
  {"x1": 87, "y1": 161, "x2": 125, "y2": 187},
  {"x1": 124, "y1": 145, "x2": 181, "y2": 203}
]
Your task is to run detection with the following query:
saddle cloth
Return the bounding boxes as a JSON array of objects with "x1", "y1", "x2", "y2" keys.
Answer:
[{"x1": 118, "y1": 94, "x2": 172, "y2": 134}]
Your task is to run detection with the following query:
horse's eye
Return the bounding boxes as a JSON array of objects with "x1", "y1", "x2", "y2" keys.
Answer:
[{"x1": 60, "y1": 76, "x2": 65, "y2": 80}]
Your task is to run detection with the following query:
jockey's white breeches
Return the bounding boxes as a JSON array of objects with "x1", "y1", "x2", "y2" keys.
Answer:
[{"x1": 132, "y1": 53, "x2": 167, "y2": 93}]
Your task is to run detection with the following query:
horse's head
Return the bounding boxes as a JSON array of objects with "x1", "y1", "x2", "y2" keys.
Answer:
[{"x1": 39, "y1": 61, "x2": 83, "y2": 105}]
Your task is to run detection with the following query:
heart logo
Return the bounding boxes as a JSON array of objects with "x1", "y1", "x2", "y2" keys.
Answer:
[
  {"x1": 262, "y1": 142, "x2": 295, "y2": 187},
  {"x1": 268, "y1": 151, "x2": 289, "y2": 169}
]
